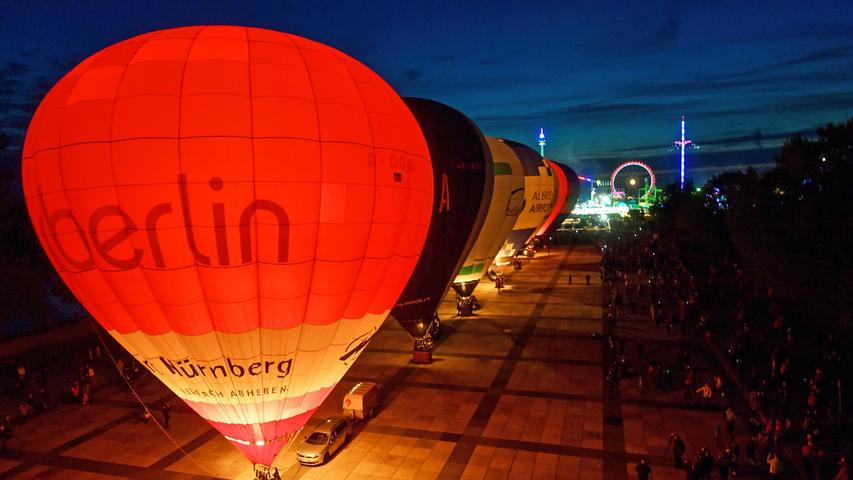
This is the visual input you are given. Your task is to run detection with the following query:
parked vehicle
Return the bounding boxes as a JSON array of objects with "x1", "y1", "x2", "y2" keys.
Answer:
[
  {"x1": 296, "y1": 416, "x2": 352, "y2": 465},
  {"x1": 342, "y1": 381, "x2": 379, "y2": 420}
]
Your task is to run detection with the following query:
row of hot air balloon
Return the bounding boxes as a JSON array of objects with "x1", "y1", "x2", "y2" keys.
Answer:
[
  {"x1": 19, "y1": 26, "x2": 579, "y2": 473},
  {"x1": 388, "y1": 100, "x2": 581, "y2": 361}
]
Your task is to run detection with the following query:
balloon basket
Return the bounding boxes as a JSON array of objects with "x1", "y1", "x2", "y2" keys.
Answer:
[
  {"x1": 412, "y1": 350, "x2": 432, "y2": 364},
  {"x1": 456, "y1": 297, "x2": 474, "y2": 316},
  {"x1": 254, "y1": 464, "x2": 271, "y2": 479},
  {"x1": 412, "y1": 336, "x2": 433, "y2": 364}
]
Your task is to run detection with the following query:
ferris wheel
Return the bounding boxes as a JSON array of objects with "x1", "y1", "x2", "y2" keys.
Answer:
[{"x1": 610, "y1": 161, "x2": 656, "y2": 199}]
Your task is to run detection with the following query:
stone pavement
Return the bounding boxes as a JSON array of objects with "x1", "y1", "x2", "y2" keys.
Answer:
[{"x1": 0, "y1": 244, "x2": 745, "y2": 479}]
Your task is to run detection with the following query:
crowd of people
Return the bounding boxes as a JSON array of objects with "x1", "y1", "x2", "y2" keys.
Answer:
[
  {"x1": 601, "y1": 220, "x2": 851, "y2": 480},
  {"x1": 1, "y1": 336, "x2": 175, "y2": 453}
]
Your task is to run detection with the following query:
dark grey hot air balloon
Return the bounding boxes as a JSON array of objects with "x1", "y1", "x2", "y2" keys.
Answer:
[{"x1": 390, "y1": 98, "x2": 493, "y2": 362}]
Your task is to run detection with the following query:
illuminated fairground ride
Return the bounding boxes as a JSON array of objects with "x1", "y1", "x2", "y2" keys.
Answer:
[{"x1": 610, "y1": 160, "x2": 657, "y2": 207}]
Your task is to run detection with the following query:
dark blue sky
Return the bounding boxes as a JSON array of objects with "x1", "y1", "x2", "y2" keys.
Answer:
[{"x1": 2, "y1": 0, "x2": 852, "y2": 185}]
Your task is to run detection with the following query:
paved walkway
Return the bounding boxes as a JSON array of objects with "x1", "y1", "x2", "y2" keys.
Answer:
[{"x1": 0, "y1": 245, "x2": 746, "y2": 479}]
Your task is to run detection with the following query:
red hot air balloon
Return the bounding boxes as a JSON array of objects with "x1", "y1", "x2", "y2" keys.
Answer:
[
  {"x1": 534, "y1": 159, "x2": 569, "y2": 238},
  {"x1": 21, "y1": 26, "x2": 432, "y2": 471},
  {"x1": 543, "y1": 163, "x2": 581, "y2": 238}
]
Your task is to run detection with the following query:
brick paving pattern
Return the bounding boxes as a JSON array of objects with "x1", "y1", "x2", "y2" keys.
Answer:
[{"x1": 0, "y1": 244, "x2": 749, "y2": 479}]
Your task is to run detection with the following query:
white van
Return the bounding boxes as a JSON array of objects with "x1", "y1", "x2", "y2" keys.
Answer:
[{"x1": 342, "y1": 381, "x2": 379, "y2": 420}]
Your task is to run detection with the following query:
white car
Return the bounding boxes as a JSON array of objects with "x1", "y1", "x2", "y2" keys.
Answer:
[{"x1": 296, "y1": 417, "x2": 352, "y2": 465}]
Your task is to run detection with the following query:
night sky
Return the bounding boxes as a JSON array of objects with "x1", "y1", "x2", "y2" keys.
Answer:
[{"x1": 2, "y1": 0, "x2": 852, "y2": 185}]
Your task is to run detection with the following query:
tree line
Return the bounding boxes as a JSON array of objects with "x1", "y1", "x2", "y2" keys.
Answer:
[{"x1": 651, "y1": 118, "x2": 853, "y2": 337}]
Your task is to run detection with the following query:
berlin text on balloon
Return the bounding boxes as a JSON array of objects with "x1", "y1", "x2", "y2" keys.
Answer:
[{"x1": 36, "y1": 173, "x2": 289, "y2": 272}]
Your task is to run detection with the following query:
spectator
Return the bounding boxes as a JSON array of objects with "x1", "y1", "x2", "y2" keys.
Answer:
[
  {"x1": 714, "y1": 374, "x2": 725, "y2": 402},
  {"x1": 70, "y1": 380, "x2": 80, "y2": 404},
  {"x1": 667, "y1": 433, "x2": 686, "y2": 468},
  {"x1": 724, "y1": 406, "x2": 736, "y2": 441},
  {"x1": 684, "y1": 367, "x2": 695, "y2": 404},
  {"x1": 767, "y1": 452, "x2": 783, "y2": 478},
  {"x1": 635, "y1": 458, "x2": 652, "y2": 480},
  {"x1": 161, "y1": 402, "x2": 172, "y2": 428},
  {"x1": 0, "y1": 421, "x2": 10, "y2": 453},
  {"x1": 746, "y1": 435, "x2": 756, "y2": 466},
  {"x1": 86, "y1": 364, "x2": 96, "y2": 388},
  {"x1": 837, "y1": 457, "x2": 848, "y2": 480},
  {"x1": 17, "y1": 402, "x2": 30, "y2": 422},
  {"x1": 717, "y1": 448, "x2": 732, "y2": 480}
]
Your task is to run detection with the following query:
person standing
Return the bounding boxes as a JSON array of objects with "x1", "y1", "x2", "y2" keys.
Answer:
[
  {"x1": 717, "y1": 448, "x2": 732, "y2": 480},
  {"x1": 161, "y1": 402, "x2": 172, "y2": 429},
  {"x1": 767, "y1": 452, "x2": 783, "y2": 478},
  {"x1": 724, "y1": 406, "x2": 736, "y2": 441},
  {"x1": 714, "y1": 374, "x2": 725, "y2": 403},
  {"x1": 585, "y1": 273, "x2": 591, "y2": 285},
  {"x1": 667, "y1": 433, "x2": 686, "y2": 468},
  {"x1": 635, "y1": 458, "x2": 652, "y2": 480},
  {"x1": 87, "y1": 364, "x2": 96, "y2": 389},
  {"x1": 836, "y1": 457, "x2": 848, "y2": 480},
  {"x1": 0, "y1": 421, "x2": 10, "y2": 453},
  {"x1": 684, "y1": 367, "x2": 695, "y2": 404},
  {"x1": 746, "y1": 435, "x2": 756, "y2": 466},
  {"x1": 568, "y1": 273, "x2": 573, "y2": 284}
]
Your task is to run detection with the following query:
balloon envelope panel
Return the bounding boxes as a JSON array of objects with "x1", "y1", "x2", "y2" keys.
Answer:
[
  {"x1": 534, "y1": 159, "x2": 569, "y2": 238},
  {"x1": 391, "y1": 98, "x2": 491, "y2": 337},
  {"x1": 549, "y1": 163, "x2": 581, "y2": 233},
  {"x1": 22, "y1": 26, "x2": 432, "y2": 467},
  {"x1": 495, "y1": 140, "x2": 554, "y2": 261},
  {"x1": 451, "y1": 137, "x2": 524, "y2": 297}
]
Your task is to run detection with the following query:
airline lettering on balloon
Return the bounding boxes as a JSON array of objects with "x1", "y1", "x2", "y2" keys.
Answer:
[
  {"x1": 36, "y1": 174, "x2": 290, "y2": 272},
  {"x1": 527, "y1": 190, "x2": 554, "y2": 214},
  {"x1": 438, "y1": 173, "x2": 451, "y2": 213}
]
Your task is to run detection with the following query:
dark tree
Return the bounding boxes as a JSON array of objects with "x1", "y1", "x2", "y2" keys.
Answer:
[{"x1": 0, "y1": 130, "x2": 68, "y2": 337}]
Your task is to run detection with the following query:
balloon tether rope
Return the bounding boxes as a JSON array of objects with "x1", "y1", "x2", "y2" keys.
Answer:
[{"x1": 88, "y1": 319, "x2": 215, "y2": 475}]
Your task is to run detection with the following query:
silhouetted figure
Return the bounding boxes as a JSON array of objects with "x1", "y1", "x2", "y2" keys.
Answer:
[
  {"x1": 668, "y1": 433, "x2": 686, "y2": 468},
  {"x1": 767, "y1": 452, "x2": 783, "y2": 477},
  {"x1": 161, "y1": 403, "x2": 172, "y2": 428},
  {"x1": 717, "y1": 448, "x2": 733, "y2": 479},
  {"x1": 635, "y1": 458, "x2": 652, "y2": 480},
  {"x1": 585, "y1": 274, "x2": 591, "y2": 285},
  {"x1": 836, "y1": 457, "x2": 848, "y2": 480},
  {"x1": 0, "y1": 422, "x2": 10, "y2": 453}
]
